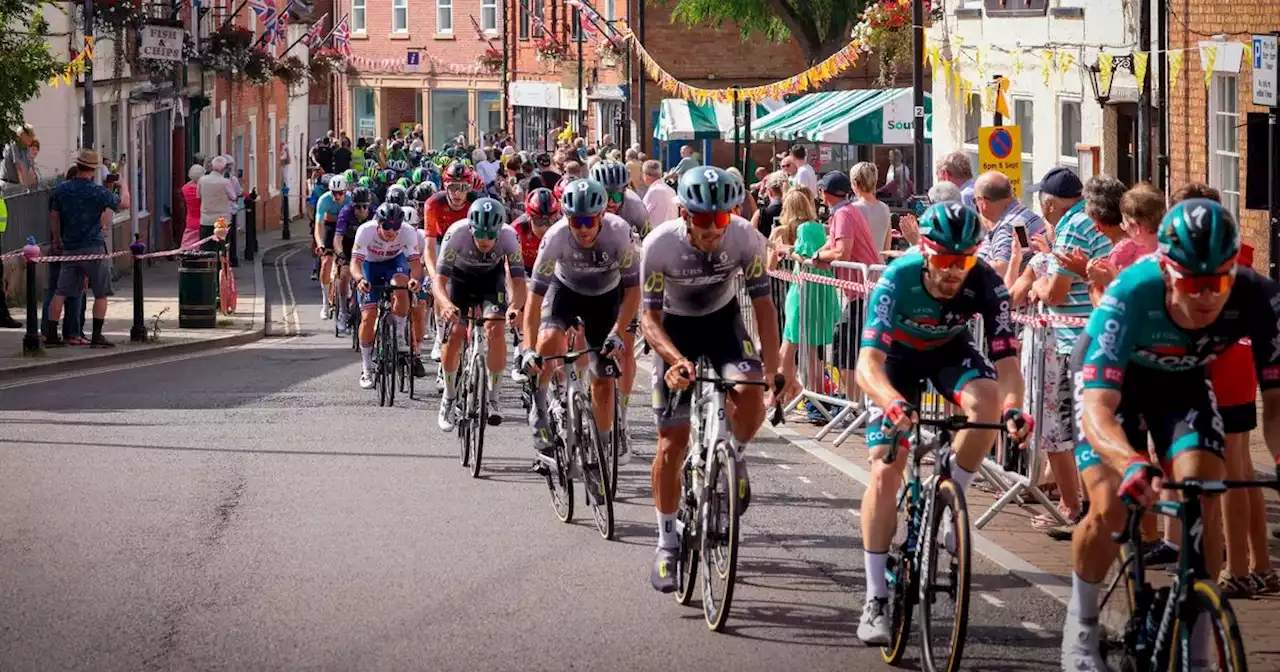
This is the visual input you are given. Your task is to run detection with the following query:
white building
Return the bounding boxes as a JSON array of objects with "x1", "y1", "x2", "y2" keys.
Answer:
[{"x1": 928, "y1": 0, "x2": 1145, "y2": 204}]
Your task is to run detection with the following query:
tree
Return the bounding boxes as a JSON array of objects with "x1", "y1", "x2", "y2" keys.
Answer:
[
  {"x1": 667, "y1": 0, "x2": 870, "y2": 65},
  {"x1": 0, "y1": 0, "x2": 64, "y2": 147}
]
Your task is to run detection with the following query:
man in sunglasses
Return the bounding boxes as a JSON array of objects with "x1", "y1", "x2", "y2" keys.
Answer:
[
  {"x1": 520, "y1": 179, "x2": 640, "y2": 474},
  {"x1": 350, "y1": 203, "x2": 425, "y2": 391},
  {"x1": 642, "y1": 166, "x2": 785, "y2": 593},
  {"x1": 508, "y1": 188, "x2": 561, "y2": 384},
  {"x1": 425, "y1": 161, "x2": 481, "y2": 363},
  {"x1": 433, "y1": 198, "x2": 527, "y2": 431},
  {"x1": 852, "y1": 202, "x2": 1030, "y2": 645},
  {"x1": 1061, "y1": 198, "x2": 1280, "y2": 671},
  {"x1": 314, "y1": 174, "x2": 350, "y2": 322},
  {"x1": 332, "y1": 187, "x2": 375, "y2": 333}
]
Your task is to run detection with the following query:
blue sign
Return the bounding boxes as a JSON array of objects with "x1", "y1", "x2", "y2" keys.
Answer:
[
  {"x1": 1256, "y1": 38, "x2": 1264, "y2": 68},
  {"x1": 407, "y1": 51, "x2": 420, "y2": 66},
  {"x1": 988, "y1": 128, "x2": 1014, "y2": 160}
]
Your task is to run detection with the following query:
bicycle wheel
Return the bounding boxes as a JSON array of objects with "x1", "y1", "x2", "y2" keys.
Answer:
[
  {"x1": 377, "y1": 314, "x2": 392, "y2": 407},
  {"x1": 387, "y1": 324, "x2": 398, "y2": 407},
  {"x1": 573, "y1": 394, "x2": 613, "y2": 540},
  {"x1": 919, "y1": 478, "x2": 972, "y2": 672},
  {"x1": 675, "y1": 466, "x2": 700, "y2": 606},
  {"x1": 469, "y1": 352, "x2": 487, "y2": 478},
  {"x1": 605, "y1": 388, "x2": 622, "y2": 498},
  {"x1": 700, "y1": 440, "x2": 740, "y2": 632},
  {"x1": 545, "y1": 386, "x2": 574, "y2": 523},
  {"x1": 1169, "y1": 579, "x2": 1248, "y2": 672},
  {"x1": 1099, "y1": 546, "x2": 1142, "y2": 671}
]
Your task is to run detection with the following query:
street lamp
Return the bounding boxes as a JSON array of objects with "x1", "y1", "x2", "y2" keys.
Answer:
[{"x1": 1086, "y1": 54, "x2": 1135, "y2": 106}]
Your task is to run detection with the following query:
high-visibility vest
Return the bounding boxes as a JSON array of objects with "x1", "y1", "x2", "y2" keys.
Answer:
[
  {"x1": 0, "y1": 197, "x2": 8, "y2": 233},
  {"x1": 352, "y1": 148, "x2": 366, "y2": 172}
]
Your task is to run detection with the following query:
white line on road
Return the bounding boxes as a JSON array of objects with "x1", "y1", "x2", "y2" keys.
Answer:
[
  {"x1": 797, "y1": 476, "x2": 812, "y2": 484},
  {"x1": 979, "y1": 592, "x2": 1006, "y2": 608},
  {"x1": 821, "y1": 491, "x2": 837, "y2": 499},
  {"x1": 1020, "y1": 622, "x2": 1047, "y2": 636},
  {"x1": 847, "y1": 509, "x2": 860, "y2": 517},
  {"x1": 758, "y1": 451, "x2": 770, "y2": 458},
  {"x1": 274, "y1": 247, "x2": 302, "y2": 336},
  {"x1": 778, "y1": 464, "x2": 791, "y2": 471}
]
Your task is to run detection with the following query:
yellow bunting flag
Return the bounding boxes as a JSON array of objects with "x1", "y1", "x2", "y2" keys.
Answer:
[
  {"x1": 1133, "y1": 51, "x2": 1149, "y2": 90},
  {"x1": 994, "y1": 75, "x2": 1011, "y2": 118},
  {"x1": 1203, "y1": 45, "x2": 1217, "y2": 88},
  {"x1": 1059, "y1": 52, "x2": 1076, "y2": 76},
  {"x1": 976, "y1": 46, "x2": 986, "y2": 79},
  {"x1": 1168, "y1": 50, "x2": 1184, "y2": 90},
  {"x1": 923, "y1": 44, "x2": 933, "y2": 68},
  {"x1": 1013, "y1": 48, "x2": 1024, "y2": 76},
  {"x1": 1244, "y1": 41, "x2": 1254, "y2": 70},
  {"x1": 1098, "y1": 54, "x2": 1115, "y2": 95},
  {"x1": 1041, "y1": 51, "x2": 1055, "y2": 87}
]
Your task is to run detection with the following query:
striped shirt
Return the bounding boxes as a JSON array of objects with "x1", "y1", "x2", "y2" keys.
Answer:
[
  {"x1": 1046, "y1": 200, "x2": 1112, "y2": 354},
  {"x1": 977, "y1": 201, "x2": 1046, "y2": 267}
]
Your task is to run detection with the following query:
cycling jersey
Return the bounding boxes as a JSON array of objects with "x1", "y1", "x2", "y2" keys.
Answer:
[
  {"x1": 334, "y1": 202, "x2": 368, "y2": 238},
  {"x1": 425, "y1": 191, "x2": 478, "y2": 240},
  {"x1": 859, "y1": 251, "x2": 1017, "y2": 362},
  {"x1": 308, "y1": 182, "x2": 326, "y2": 208},
  {"x1": 530, "y1": 213, "x2": 639, "y2": 297},
  {"x1": 613, "y1": 190, "x2": 650, "y2": 240},
  {"x1": 351, "y1": 221, "x2": 423, "y2": 263},
  {"x1": 640, "y1": 215, "x2": 770, "y2": 317},
  {"x1": 436, "y1": 221, "x2": 525, "y2": 280},
  {"x1": 1075, "y1": 259, "x2": 1280, "y2": 391},
  {"x1": 510, "y1": 215, "x2": 543, "y2": 270},
  {"x1": 315, "y1": 191, "x2": 346, "y2": 225}
]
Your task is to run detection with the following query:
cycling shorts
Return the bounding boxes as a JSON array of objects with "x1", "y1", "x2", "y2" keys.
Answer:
[
  {"x1": 337, "y1": 233, "x2": 356, "y2": 262},
  {"x1": 539, "y1": 279, "x2": 623, "y2": 378},
  {"x1": 651, "y1": 300, "x2": 762, "y2": 429},
  {"x1": 321, "y1": 222, "x2": 337, "y2": 254},
  {"x1": 1207, "y1": 342, "x2": 1257, "y2": 433},
  {"x1": 359, "y1": 254, "x2": 410, "y2": 307},
  {"x1": 447, "y1": 267, "x2": 507, "y2": 317},
  {"x1": 864, "y1": 336, "x2": 997, "y2": 451},
  {"x1": 1069, "y1": 338, "x2": 1227, "y2": 473}
]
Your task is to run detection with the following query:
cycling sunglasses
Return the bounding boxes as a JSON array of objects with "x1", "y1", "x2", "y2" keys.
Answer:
[
  {"x1": 607, "y1": 190, "x2": 626, "y2": 204},
  {"x1": 354, "y1": 203, "x2": 370, "y2": 210},
  {"x1": 924, "y1": 251, "x2": 978, "y2": 272},
  {"x1": 445, "y1": 183, "x2": 469, "y2": 193},
  {"x1": 530, "y1": 216, "x2": 554, "y2": 228},
  {"x1": 473, "y1": 227, "x2": 500, "y2": 240},
  {"x1": 570, "y1": 215, "x2": 600, "y2": 229},
  {"x1": 1162, "y1": 258, "x2": 1236, "y2": 295},
  {"x1": 685, "y1": 210, "x2": 732, "y2": 229}
]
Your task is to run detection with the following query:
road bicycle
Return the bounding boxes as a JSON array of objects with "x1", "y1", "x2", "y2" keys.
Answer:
[
  {"x1": 1099, "y1": 477, "x2": 1280, "y2": 672},
  {"x1": 370, "y1": 285, "x2": 411, "y2": 408},
  {"x1": 530, "y1": 347, "x2": 615, "y2": 540},
  {"x1": 880, "y1": 413, "x2": 1005, "y2": 672},
  {"x1": 671, "y1": 361, "x2": 783, "y2": 632},
  {"x1": 451, "y1": 311, "x2": 505, "y2": 479}
]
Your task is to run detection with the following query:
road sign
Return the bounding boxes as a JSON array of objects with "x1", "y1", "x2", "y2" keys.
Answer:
[
  {"x1": 978, "y1": 125, "x2": 1023, "y2": 197},
  {"x1": 1253, "y1": 35, "x2": 1278, "y2": 107}
]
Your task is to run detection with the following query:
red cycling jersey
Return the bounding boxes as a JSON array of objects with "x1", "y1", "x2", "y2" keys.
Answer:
[
  {"x1": 425, "y1": 191, "x2": 477, "y2": 239},
  {"x1": 511, "y1": 215, "x2": 543, "y2": 270}
]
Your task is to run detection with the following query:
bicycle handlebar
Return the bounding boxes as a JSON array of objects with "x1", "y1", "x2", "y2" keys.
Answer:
[
  {"x1": 1111, "y1": 478, "x2": 1280, "y2": 544},
  {"x1": 880, "y1": 416, "x2": 1009, "y2": 465}
]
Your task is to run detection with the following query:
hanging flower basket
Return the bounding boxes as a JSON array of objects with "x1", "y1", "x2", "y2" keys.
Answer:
[
  {"x1": 596, "y1": 38, "x2": 625, "y2": 68},
  {"x1": 310, "y1": 48, "x2": 347, "y2": 79},
  {"x1": 534, "y1": 37, "x2": 567, "y2": 63},
  {"x1": 240, "y1": 47, "x2": 276, "y2": 85},
  {"x1": 273, "y1": 55, "x2": 308, "y2": 86},
  {"x1": 136, "y1": 57, "x2": 181, "y2": 84},
  {"x1": 852, "y1": 0, "x2": 939, "y2": 86},
  {"x1": 93, "y1": 0, "x2": 143, "y2": 34},
  {"x1": 478, "y1": 47, "x2": 503, "y2": 73},
  {"x1": 203, "y1": 25, "x2": 254, "y2": 75}
]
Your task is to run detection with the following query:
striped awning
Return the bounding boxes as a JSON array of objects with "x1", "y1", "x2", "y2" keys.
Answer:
[
  {"x1": 654, "y1": 98, "x2": 786, "y2": 142},
  {"x1": 749, "y1": 88, "x2": 933, "y2": 145}
]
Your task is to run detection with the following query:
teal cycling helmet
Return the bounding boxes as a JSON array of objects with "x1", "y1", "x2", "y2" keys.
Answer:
[
  {"x1": 560, "y1": 178, "x2": 608, "y2": 216},
  {"x1": 1158, "y1": 198, "x2": 1240, "y2": 274},
  {"x1": 468, "y1": 197, "x2": 507, "y2": 236},
  {"x1": 918, "y1": 201, "x2": 983, "y2": 254},
  {"x1": 589, "y1": 160, "x2": 630, "y2": 190},
  {"x1": 677, "y1": 166, "x2": 744, "y2": 214}
]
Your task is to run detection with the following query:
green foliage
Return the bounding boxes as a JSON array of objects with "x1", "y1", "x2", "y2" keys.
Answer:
[
  {"x1": 0, "y1": 0, "x2": 65, "y2": 147},
  {"x1": 665, "y1": 0, "x2": 868, "y2": 63}
]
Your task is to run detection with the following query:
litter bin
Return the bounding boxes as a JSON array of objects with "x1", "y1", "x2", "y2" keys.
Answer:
[{"x1": 178, "y1": 251, "x2": 218, "y2": 328}]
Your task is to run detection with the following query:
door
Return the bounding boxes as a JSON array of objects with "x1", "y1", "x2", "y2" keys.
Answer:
[{"x1": 1114, "y1": 103, "x2": 1138, "y2": 186}]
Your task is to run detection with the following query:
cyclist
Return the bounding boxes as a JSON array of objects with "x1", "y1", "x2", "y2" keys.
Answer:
[
  {"x1": 350, "y1": 203, "x2": 424, "y2": 390},
  {"x1": 851, "y1": 201, "x2": 1030, "y2": 645},
  {"x1": 642, "y1": 166, "x2": 784, "y2": 593},
  {"x1": 385, "y1": 184, "x2": 409, "y2": 208},
  {"x1": 333, "y1": 186, "x2": 375, "y2": 332},
  {"x1": 508, "y1": 188, "x2": 559, "y2": 383},
  {"x1": 307, "y1": 170, "x2": 331, "y2": 281},
  {"x1": 590, "y1": 160, "x2": 651, "y2": 458},
  {"x1": 520, "y1": 179, "x2": 639, "y2": 469},
  {"x1": 433, "y1": 197, "x2": 527, "y2": 431},
  {"x1": 400, "y1": 204, "x2": 429, "y2": 378},
  {"x1": 426, "y1": 162, "x2": 481, "y2": 362},
  {"x1": 313, "y1": 174, "x2": 350, "y2": 321},
  {"x1": 1061, "y1": 198, "x2": 1280, "y2": 671},
  {"x1": 412, "y1": 181, "x2": 437, "y2": 210}
]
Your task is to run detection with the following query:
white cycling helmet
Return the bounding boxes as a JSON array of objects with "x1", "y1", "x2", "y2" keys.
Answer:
[
  {"x1": 329, "y1": 174, "x2": 349, "y2": 192},
  {"x1": 400, "y1": 204, "x2": 421, "y2": 228}
]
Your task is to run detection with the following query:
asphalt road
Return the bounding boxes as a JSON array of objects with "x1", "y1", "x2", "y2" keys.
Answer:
[{"x1": 0, "y1": 244, "x2": 1074, "y2": 671}]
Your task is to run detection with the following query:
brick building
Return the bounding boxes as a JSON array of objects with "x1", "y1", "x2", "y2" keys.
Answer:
[
  {"x1": 334, "y1": 0, "x2": 504, "y2": 146},
  {"x1": 1167, "y1": 1, "x2": 1277, "y2": 269}
]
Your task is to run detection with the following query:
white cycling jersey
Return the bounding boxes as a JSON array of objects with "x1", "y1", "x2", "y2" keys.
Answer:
[{"x1": 352, "y1": 221, "x2": 422, "y2": 263}]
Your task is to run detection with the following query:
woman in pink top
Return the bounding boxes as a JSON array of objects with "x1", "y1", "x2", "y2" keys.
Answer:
[
  {"x1": 1085, "y1": 182, "x2": 1162, "y2": 294},
  {"x1": 181, "y1": 164, "x2": 204, "y2": 248}
]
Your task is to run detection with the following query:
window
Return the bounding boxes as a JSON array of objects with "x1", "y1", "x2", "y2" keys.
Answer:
[
  {"x1": 431, "y1": 90, "x2": 470, "y2": 148},
  {"x1": 436, "y1": 0, "x2": 452, "y2": 32},
  {"x1": 482, "y1": 0, "x2": 497, "y2": 32},
  {"x1": 392, "y1": 0, "x2": 407, "y2": 32},
  {"x1": 520, "y1": 0, "x2": 530, "y2": 39},
  {"x1": 354, "y1": 88, "x2": 376, "y2": 139},
  {"x1": 478, "y1": 91, "x2": 502, "y2": 137},
  {"x1": 604, "y1": 0, "x2": 615, "y2": 20},
  {"x1": 352, "y1": 0, "x2": 366, "y2": 32},
  {"x1": 533, "y1": 0, "x2": 544, "y2": 37},
  {"x1": 248, "y1": 115, "x2": 258, "y2": 195},
  {"x1": 1209, "y1": 73, "x2": 1241, "y2": 219},
  {"x1": 962, "y1": 93, "x2": 981, "y2": 174},
  {"x1": 1014, "y1": 98, "x2": 1034, "y2": 205},
  {"x1": 1059, "y1": 99, "x2": 1081, "y2": 163},
  {"x1": 268, "y1": 112, "x2": 277, "y2": 192}
]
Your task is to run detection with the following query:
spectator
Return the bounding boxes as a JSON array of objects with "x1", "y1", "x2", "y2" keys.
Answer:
[
  {"x1": 751, "y1": 172, "x2": 784, "y2": 238},
  {"x1": 199, "y1": 155, "x2": 237, "y2": 240},
  {"x1": 664, "y1": 144, "x2": 699, "y2": 180},
  {"x1": 573, "y1": 136, "x2": 588, "y2": 162},
  {"x1": 599, "y1": 133, "x2": 616, "y2": 156},
  {"x1": 474, "y1": 147, "x2": 500, "y2": 194},
  {"x1": 928, "y1": 180, "x2": 962, "y2": 204},
  {"x1": 935, "y1": 151, "x2": 976, "y2": 209},
  {"x1": 778, "y1": 154, "x2": 798, "y2": 185},
  {"x1": 625, "y1": 147, "x2": 644, "y2": 195},
  {"x1": 352, "y1": 137, "x2": 368, "y2": 173},
  {"x1": 332, "y1": 137, "x2": 353, "y2": 173},
  {"x1": 641, "y1": 160, "x2": 679, "y2": 225},
  {"x1": 45, "y1": 149, "x2": 130, "y2": 348},
  {"x1": 973, "y1": 170, "x2": 1046, "y2": 277},
  {"x1": 311, "y1": 137, "x2": 334, "y2": 174},
  {"x1": 882, "y1": 148, "x2": 913, "y2": 202},
  {"x1": 850, "y1": 161, "x2": 892, "y2": 255},
  {"x1": 563, "y1": 160, "x2": 583, "y2": 180},
  {"x1": 1061, "y1": 175, "x2": 1127, "y2": 304},
  {"x1": 790, "y1": 145, "x2": 818, "y2": 195},
  {"x1": 1, "y1": 123, "x2": 36, "y2": 188},
  {"x1": 536, "y1": 152, "x2": 560, "y2": 187},
  {"x1": 181, "y1": 164, "x2": 205, "y2": 248},
  {"x1": 770, "y1": 189, "x2": 839, "y2": 413}
]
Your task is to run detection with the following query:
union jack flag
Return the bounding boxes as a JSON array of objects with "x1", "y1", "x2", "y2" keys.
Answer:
[
  {"x1": 301, "y1": 12, "x2": 328, "y2": 47},
  {"x1": 332, "y1": 14, "x2": 352, "y2": 55},
  {"x1": 268, "y1": 0, "x2": 292, "y2": 44}
]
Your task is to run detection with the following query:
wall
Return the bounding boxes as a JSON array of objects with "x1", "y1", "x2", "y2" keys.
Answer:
[{"x1": 22, "y1": 7, "x2": 78, "y2": 177}]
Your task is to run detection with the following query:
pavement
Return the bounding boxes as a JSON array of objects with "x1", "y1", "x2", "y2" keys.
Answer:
[
  {"x1": 0, "y1": 228, "x2": 304, "y2": 382},
  {"x1": 0, "y1": 246, "x2": 1085, "y2": 671}
]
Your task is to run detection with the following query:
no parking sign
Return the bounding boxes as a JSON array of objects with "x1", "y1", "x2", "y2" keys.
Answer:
[{"x1": 978, "y1": 126, "x2": 1022, "y2": 198}]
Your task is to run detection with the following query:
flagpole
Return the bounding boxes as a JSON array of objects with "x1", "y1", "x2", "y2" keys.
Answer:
[
  {"x1": 220, "y1": 0, "x2": 250, "y2": 29},
  {"x1": 252, "y1": 0, "x2": 293, "y2": 49},
  {"x1": 316, "y1": 13, "x2": 349, "y2": 51},
  {"x1": 285, "y1": 11, "x2": 328, "y2": 54}
]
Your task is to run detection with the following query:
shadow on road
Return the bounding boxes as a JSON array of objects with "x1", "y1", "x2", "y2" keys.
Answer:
[{"x1": 0, "y1": 438, "x2": 457, "y2": 461}]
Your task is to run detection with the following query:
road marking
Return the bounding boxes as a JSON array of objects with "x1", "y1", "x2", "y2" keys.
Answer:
[
  {"x1": 274, "y1": 247, "x2": 302, "y2": 336},
  {"x1": 847, "y1": 509, "x2": 860, "y2": 517},
  {"x1": 797, "y1": 476, "x2": 812, "y2": 484},
  {"x1": 1020, "y1": 621, "x2": 1047, "y2": 636},
  {"x1": 778, "y1": 464, "x2": 791, "y2": 471},
  {"x1": 758, "y1": 450, "x2": 770, "y2": 458},
  {"x1": 821, "y1": 491, "x2": 837, "y2": 499},
  {"x1": 979, "y1": 592, "x2": 1005, "y2": 608}
]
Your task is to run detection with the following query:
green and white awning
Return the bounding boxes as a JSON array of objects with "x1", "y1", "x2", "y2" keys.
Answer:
[
  {"x1": 653, "y1": 98, "x2": 786, "y2": 142},
  {"x1": 749, "y1": 88, "x2": 933, "y2": 145}
]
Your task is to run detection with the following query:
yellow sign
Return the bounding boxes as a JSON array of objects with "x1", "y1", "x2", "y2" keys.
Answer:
[{"x1": 977, "y1": 126, "x2": 1023, "y2": 198}]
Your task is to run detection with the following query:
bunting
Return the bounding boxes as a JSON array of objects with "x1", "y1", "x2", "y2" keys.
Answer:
[
  {"x1": 48, "y1": 37, "x2": 95, "y2": 88},
  {"x1": 1169, "y1": 49, "x2": 1184, "y2": 90},
  {"x1": 1202, "y1": 45, "x2": 1217, "y2": 88},
  {"x1": 1040, "y1": 51, "x2": 1054, "y2": 87},
  {"x1": 1097, "y1": 54, "x2": 1115, "y2": 96},
  {"x1": 1133, "y1": 51, "x2": 1149, "y2": 90}
]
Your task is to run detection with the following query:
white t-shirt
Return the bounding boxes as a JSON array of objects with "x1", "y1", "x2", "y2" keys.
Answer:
[
  {"x1": 642, "y1": 179, "x2": 680, "y2": 230},
  {"x1": 794, "y1": 163, "x2": 818, "y2": 194},
  {"x1": 352, "y1": 221, "x2": 423, "y2": 263},
  {"x1": 475, "y1": 160, "x2": 500, "y2": 186}
]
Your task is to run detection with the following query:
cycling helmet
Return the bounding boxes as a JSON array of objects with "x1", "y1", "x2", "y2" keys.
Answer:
[
  {"x1": 1158, "y1": 198, "x2": 1240, "y2": 274},
  {"x1": 468, "y1": 197, "x2": 507, "y2": 236},
  {"x1": 560, "y1": 179, "x2": 608, "y2": 217},
  {"x1": 351, "y1": 187, "x2": 373, "y2": 206},
  {"x1": 400, "y1": 205, "x2": 421, "y2": 229},
  {"x1": 342, "y1": 169, "x2": 358, "y2": 184},
  {"x1": 357, "y1": 176, "x2": 374, "y2": 189},
  {"x1": 374, "y1": 202, "x2": 404, "y2": 228},
  {"x1": 412, "y1": 182, "x2": 437, "y2": 203},
  {"x1": 385, "y1": 184, "x2": 409, "y2": 207},
  {"x1": 472, "y1": 172, "x2": 485, "y2": 192},
  {"x1": 410, "y1": 167, "x2": 426, "y2": 184},
  {"x1": 589, "y1": 160, "x2": 630, "y2": 191},
  {"x1": 396, "y1": 177, "x2": 413, "y2": 190},
  {"x1": 328, "y1": 174, "x2": 349, "y2": 192},
  {"x1": 525, "y1": 188, "x2": 559, "y2": 218},
  {"x1": 677, "y1": 167, "x2": 744, "y2": 214},
  {"x1": 318, "y1": 173, "x2": 334, "y2": 189},
  {"x1": 379, "y1": 169, "x2": 396, "y2": 184},
  {"x1": 918, "y1": 201, "x2": 983, "y2": 254},
  {"x1": 442, "y1": 161, "x2": 471, "y2": 184},
  {"x1": 391, "y1": 159, "x2": 410, "y2": 173},
  {"x1": 553, "y1": 176, "x2": 575, "y2": 202}
]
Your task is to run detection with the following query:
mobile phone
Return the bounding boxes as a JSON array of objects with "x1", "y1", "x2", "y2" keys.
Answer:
[
  {"x1": 1014, "y1": 222, "x2": 1030, "y2": 247},
  {"x1": 906, "y1": 195, "x2": 928, "y2": 217}
]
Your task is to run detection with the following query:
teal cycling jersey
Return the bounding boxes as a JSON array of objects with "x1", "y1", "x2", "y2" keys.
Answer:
[
  {"x1": 1075, "y1": 258, "x2": 1280, "y2": 391},
  {"x1": 315, "y1": 191, "x2": 345, "y2": 225},
  {"x1": 860, "y1": 252, "x2": 1018, "y2": 361}
]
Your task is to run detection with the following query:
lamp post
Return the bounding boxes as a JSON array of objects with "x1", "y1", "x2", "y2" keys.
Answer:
[{"x1": 1086, "y1": 55, "x2": 1135, "y2": 106}]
